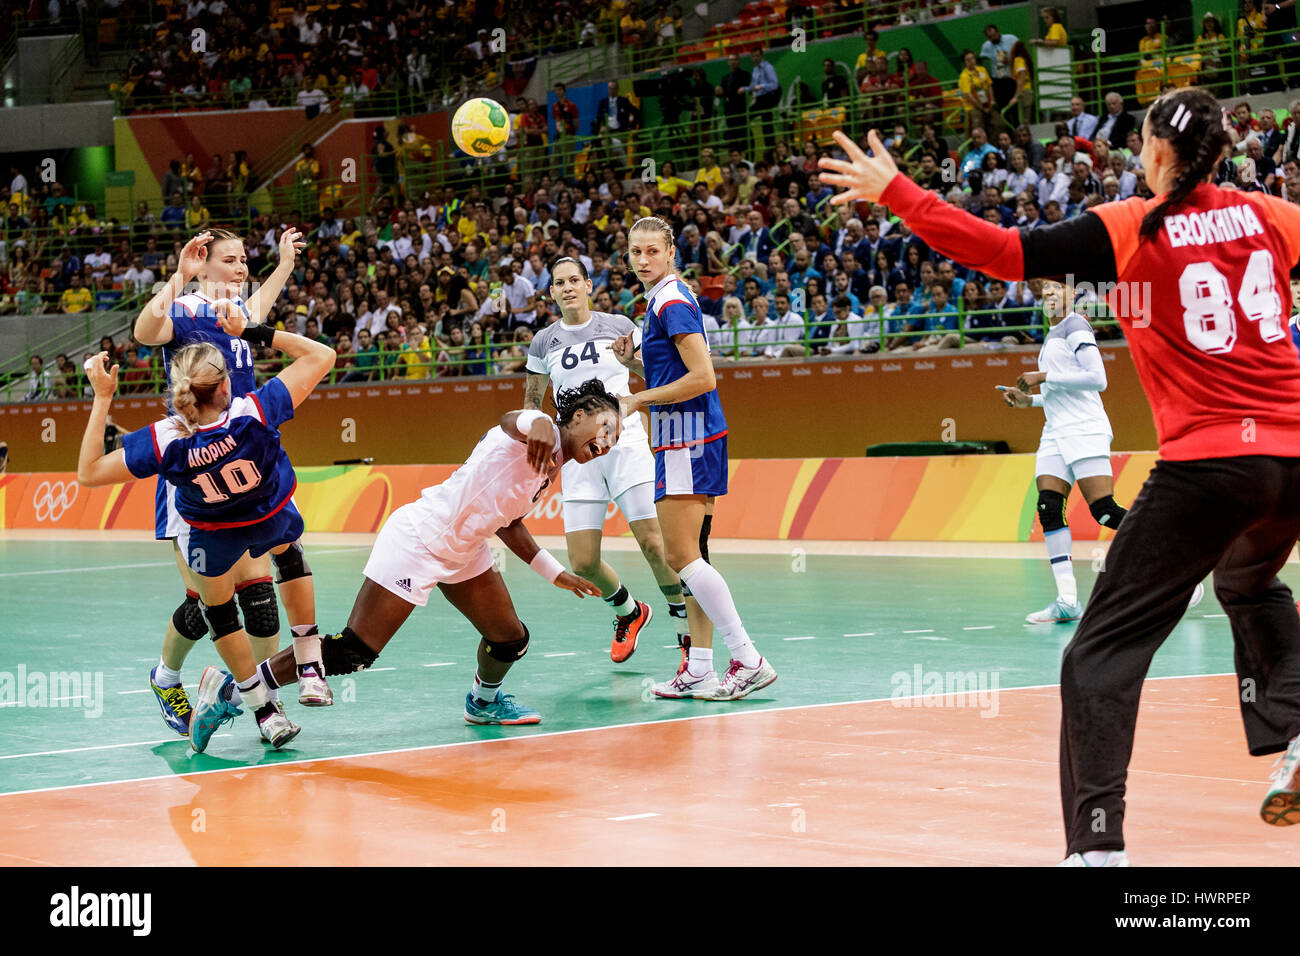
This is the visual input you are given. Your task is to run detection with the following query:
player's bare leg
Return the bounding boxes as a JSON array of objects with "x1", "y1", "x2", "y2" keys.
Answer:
[
  {"x1": 653, "y1": 495, "x2": 773, "y2": 700},
  {"x1": 269, "y1": 540, "x2": 331, "y2": 705},
  {"x1": 627, "y1": 515, "x2": 690, "y2": 651},
  {"x1": 567, "y1": 526, "x2": 653, "y2": 663},
  {"x1": 439, "y1": 569, "x2": 541, "y2": 724}
]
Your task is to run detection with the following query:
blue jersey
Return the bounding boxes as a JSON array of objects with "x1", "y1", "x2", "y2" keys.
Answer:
[
  {"x1": 640, "y1": 275, "x2": 728, "y2": 452},
  {"x1": 163, "y1": 292, "x2": 256, "y2": 397},
  {"x1": 125, "y1": 378, "x2": 297, "y2": 530}
]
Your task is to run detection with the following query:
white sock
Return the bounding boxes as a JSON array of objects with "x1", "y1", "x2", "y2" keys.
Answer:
[
  {"x1": 471, "y1": 674, "x2": 502, "y2": 706},
  {"x1": 236, "y1": 675, "x2": 269, "y2": 710},
  {"x1": 679, "y1": 559, "x2": 761, "y2": 668},
  {"x1": 688, "y1": 646, "x2": 714, "y2": 675},
  {"x1": 155, "y1": 659, "x2": 181, "y2": 687},
  {"x1": 1044, "y1": 528, "x2": 1078, "y2": 604},
  {"x1": 292, "y1": 629, "x2": 323, "y2": 676}
]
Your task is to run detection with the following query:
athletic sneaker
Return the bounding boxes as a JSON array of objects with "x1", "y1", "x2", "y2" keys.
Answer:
[
  {"x1": 464, "y1": 692, "x2": 541, "y2": 725},
  {"x1": 711, "y1": 657, "x2": 778, "y2": 701},
  {"x1": 297, "y1": 668, "x2": 333, "y2": 706},
  {"x1": 256, "y1": 700, "x2": 301, "y2": 750},
  {"x1": 190, "y1": 666, "x2": 242, "y2": 754},
  {"x1": 150, "y1": 666, "x2": 192, "y2": 737},
  {"x1": 611, "y1": 601, "x2": 652, "y2": 663},
  {"x1": 1260, "y1": 734, "x2": 1300, "y2": 826},
  {"x1": 1058, "y1": 850, "x2": 1130, "y2": 867},
  {"x1": 653, "y1": 656, "x2": 720, "y2": 699},
  {"x1": 1188, "y1": 582, "x2": 1205, "y2": 611},
  {"x1": 1026, "y1": 598, "x2": 1084, "y2": 624}
]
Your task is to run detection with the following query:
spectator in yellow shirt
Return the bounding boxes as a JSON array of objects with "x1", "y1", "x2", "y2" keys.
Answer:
[
  {"x1": 1031, "y1": 7, "x2": 1068, "y2": 48},
  {"x1": 185, "y1": 196, "x2": 211, "y2": 230},
  {"x1": 854, "y1": 28, "x2": 888, "y2": 87},
  {"x1": 401, "y1": 327, "x2": 433, "y2": 379},
  {"x1": 1138, "y1": 17, "x2": 1164, "y2": 59},
  {"x1": 695, "y1": 147, "x2": 724, "y2": 191},
  {"x1": 620, "y1": 11, "x2": 647, "y2": 46},
  {"x1": 958, "y1": 50, "x2": 996, "y2": 136},
  {"x1": 656, "y1": 160, "x2": 695, "y2": 198},
  {"x1": 60, "y1": 274, "x2": 93, "y2": 313}
]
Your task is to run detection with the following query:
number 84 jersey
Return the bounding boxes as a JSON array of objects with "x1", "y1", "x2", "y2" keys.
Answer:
[
  {"x1": 525, "y1": 311, "x2": 645, "y2": 438},
  {"x1": 123, "y1": 377, "x2": 298, "y2": 530}
]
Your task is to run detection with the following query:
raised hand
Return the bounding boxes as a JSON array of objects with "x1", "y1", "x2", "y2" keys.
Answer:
[
  {"x1": 212, "y1": 298, "x2": 247, "y2": 337},
  {"x1": 818, "y1": 129, "x2": 900, "y2": 207},
  {"x1": 178, "y1": 232, "x2": 213, "y2": 283},
  {"x1": 84, "y1": 351, "x2": 120, "y2": 399}
]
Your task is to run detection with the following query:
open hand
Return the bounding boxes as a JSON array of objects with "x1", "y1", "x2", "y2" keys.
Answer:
[
  {"x1": 817, "y1": 129, "x2": 900, "y2": 207},
  {"x1": 554, "y1": 570, "x2": 602, "y2": 598},
  {"x1": 277, "y1": 227, "x2": 306, "y2": 267},
  {"x1": 178, "y1": 232, "x2": 212, "y2": 282}
]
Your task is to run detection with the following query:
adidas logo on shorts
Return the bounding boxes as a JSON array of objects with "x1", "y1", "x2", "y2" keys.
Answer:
[{"x1": 395, "y1": 578, "x2": 412, "y2": 592}]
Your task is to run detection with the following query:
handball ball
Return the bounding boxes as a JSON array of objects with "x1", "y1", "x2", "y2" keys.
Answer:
[{"x1": 452, "y1": 97, "x2": 510, "y2": 157}]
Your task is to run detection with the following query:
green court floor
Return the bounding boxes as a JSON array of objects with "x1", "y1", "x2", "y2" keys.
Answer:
[{"x1": 0, "y1": 538, "x2": 1257, "y2": 796}]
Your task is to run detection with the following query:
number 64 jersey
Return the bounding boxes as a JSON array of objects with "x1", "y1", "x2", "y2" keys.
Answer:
[{"x1": 122, "y1": 377, "x2": 298, "y2": 531}]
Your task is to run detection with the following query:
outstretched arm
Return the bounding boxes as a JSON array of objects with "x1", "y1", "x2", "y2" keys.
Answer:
[
  {"x1": 77, "y1": 354, "x2": 137, "y2": 487},
  {"x1": 496, "y1": 516, "x2": 601, "y2": 597}
]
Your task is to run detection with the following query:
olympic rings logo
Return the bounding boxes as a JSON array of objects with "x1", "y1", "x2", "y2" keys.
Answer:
[{"x1": 32, "y1": 480, "x2": 79, "y2": 522}]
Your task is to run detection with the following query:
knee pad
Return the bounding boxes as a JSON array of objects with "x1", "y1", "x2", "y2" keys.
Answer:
[
  {"x1": 172, "y1": 590, "x2": 207, "y2": 642},
  {"x1": 1088, "y1": 495, "x2": 1127, "y2": 530},
  {"x1": 699, "y1": 513, "x2": 713, "y2": 565},
  {"x1": 272, "y1": 541, "x2": 311, "y2": 584},
  {"x1": 482, "y1": 624, "x2": 530, "y2": 662},
  {"x1": 201, "y1": 598, "x2": 241, "y2": 640},
  {"x1": 320, "y1": 627, "x2": 378, "y2": 675},
  {"x1": 235, "y1": 577, "x2": 279, "y2": 638},
  {"x1": 1037, "y1": 490, "x2": 1068, "y2": 533}
]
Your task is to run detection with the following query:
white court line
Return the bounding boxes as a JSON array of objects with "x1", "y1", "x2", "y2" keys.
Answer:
[
  {"x1": 784, "y1": 636, "x2": 816, "y2": 641},
  {"x1": 608, "y1": 812, "x2": 659, "y2": 822},
  {"x1": 1204, "y1": 614, "x2": 1228, "y2": 619},
  {"x1": 0, "y1": 673, "x2": 1235, "y2": 797},
  {"x1": 422, "y1": 663, "x2": 456, "y2": 668},
  {"x1": 118, "y1": 690, "x2": 151, "y2": 695},
  {"x1": 0, "y1": 545, "x2": 371, "y2": 578},
  {"x1": 49, "y1": 696, "x2": 85, "y2": 702},
  {"x1": 0, "y1": 734, "x2": 231, "y2": 761},
  {"x1": 963, "y1": 626, "x2": 995, "y2": 631},
  {"x1": 903, "y1": 629, "x2": 934, "y2": 634},
  {"x1": 367, "y1": 667, "x2": 396, "y2": 673},
  {"x1": 543, "y1": 652, "x2": 576, "y2": 658},
  {"x1": 843, "y1": 632, "x2": 875, "y2": 637}
]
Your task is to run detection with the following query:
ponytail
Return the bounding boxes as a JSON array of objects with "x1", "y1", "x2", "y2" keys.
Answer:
[
  {"x1": 167, "y1": 342, "x2": 228, "y2": 437},
  {"x1": 1139, "y1": 88, "x2": 1232, "y2": 241}
]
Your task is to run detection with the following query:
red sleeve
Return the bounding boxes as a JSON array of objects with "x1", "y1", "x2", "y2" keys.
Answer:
[{"x1": 879, "y1": 174, "x2": 1026, "y2": 281}]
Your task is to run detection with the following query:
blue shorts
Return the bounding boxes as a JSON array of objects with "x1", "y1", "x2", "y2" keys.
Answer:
[
  {"x1": 175, "y1": 501, "x2": 305, "y2": 578},
  {"x1": 654, "y1": 436, "x2": 728, "y2": 501}
]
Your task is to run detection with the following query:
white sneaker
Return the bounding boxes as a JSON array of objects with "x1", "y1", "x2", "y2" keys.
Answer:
[
  {"x1": 1058, "y1": 850, "x2": 1130, "y2": 866},
  {"x1": 1261, "y1": 734, "x2": 1300, "y2": 826},
  {"x1": 1187, "y1": 582, "x2": 1205, "y2": 611},
  {"x1": 297, "y1": 668, "x2": 333, "y2": 706},
  {"x1": 1026, "y1": 598, "x2": 1083, "y2": 624},
  {"x1": 256, "y1": 700, "x2": 301, "y2": 750},
  {"x1": 653, "y1": 658, "x2": 720, "y2": 699},
  {"x1": 711, "y1": 657, "x2": 778, "y2": 701}
]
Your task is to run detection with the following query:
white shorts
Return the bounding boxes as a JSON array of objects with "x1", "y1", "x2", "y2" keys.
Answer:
[
  {"x1": 562, "y1": 481, "x2": 658, "y2": 532},
  {"x1": 362, "y1": 503, "x2": 496, "y2": 607},
  {"x1": 560, "y1": 428, "x2": 656, "y2": 527},
  {"x1": 1035, "y1": 433, "x2": 1113, "y2": 484}
]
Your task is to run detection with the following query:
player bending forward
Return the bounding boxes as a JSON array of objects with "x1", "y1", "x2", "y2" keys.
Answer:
[
  {"x1": 196, "y1": 381, "x2": 620, "y2": 730},
  {"x1": 75, "y1": 316, "x2": 336, "y2": 752},
  {"x1": 999, "y1": 279, "x2": 1203, "y2": 623},
  {"x1": 526, "y1": 256, "x2": 688, "y2": 662}
]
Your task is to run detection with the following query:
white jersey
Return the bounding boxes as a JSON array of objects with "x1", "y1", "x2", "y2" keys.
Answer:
[
  {"x1": 410, "y1": 422, "x2": 561, "y2": 563},
  {"x1": 1038, "y1": 312, "x2": 1112, "y2": 441},
  {"x1": 526, "y1": 310, "x2": 645, "y2": 438}
]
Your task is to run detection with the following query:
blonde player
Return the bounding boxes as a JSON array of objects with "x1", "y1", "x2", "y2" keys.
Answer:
[
  {"x1": 524, "y1": 256, "x2": 686, "y2": 662},
  {"x1": 998, "y1": 280, "x2": 1202, "y2": 623}
]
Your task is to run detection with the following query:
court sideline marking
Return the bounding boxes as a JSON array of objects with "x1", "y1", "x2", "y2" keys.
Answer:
[
  {"x1": 0, "y1": 545, "x2": 372, "y2": 578},
  {"x1": 0, "y1": 673, "x2": 1234, "y2": 799}
]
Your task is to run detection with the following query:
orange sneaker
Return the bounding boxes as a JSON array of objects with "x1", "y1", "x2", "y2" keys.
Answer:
[{"x1": 611, "y1": 601, "x2": 653, "y2": 663}]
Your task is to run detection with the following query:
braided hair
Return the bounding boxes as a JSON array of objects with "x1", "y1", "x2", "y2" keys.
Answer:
[
  {"x1": 1139, "y1": 88, "x2": 1232, "y2": 240},
  {"x1": 553, "y1": 377, "x2": 620, "y2": 426}
]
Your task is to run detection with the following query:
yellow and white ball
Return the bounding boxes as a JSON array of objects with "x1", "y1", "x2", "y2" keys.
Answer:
[{"x1": 451, "y1": 97, "x2": 511, "y2": 157}]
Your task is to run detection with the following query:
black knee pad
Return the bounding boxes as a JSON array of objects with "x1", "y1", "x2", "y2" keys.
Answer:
[
  {"x1": 1088, "y1": 495, "x2": 1127, "y2": 530},
  {"x1": 272, "y1": 541, "x2": 311, "y2": 584},
  {"x1": 320, "y1": 627, "x2": 378, "y2": 674},
  {"x1": 236, "y1": 578, "x2": 279, "y2": 638},
  {"x1": 699, "y1": 513, "x2": 713, "y2": 564},
  {"x1": 1037, "y1": 490, "x2": 1068, "y2": 533},
  {"x1": 482, "y1": 624, "x2": 530, "y2": 662},
  {"x1": 202, "y1": 598, "x2": 241, "y2": 640},
  {"x1": 173, "y1": 590, "x2": 207, "y2": 642}
]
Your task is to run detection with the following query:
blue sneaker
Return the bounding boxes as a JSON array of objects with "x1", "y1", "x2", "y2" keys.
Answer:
[
  {"x1": 190, "y1": 666, "x2": 243, "y2": 753},
  {"x1": 464, "y1": 692, "x2": 541, "y2": 725},
  {"x1": 150, "y1": 666, "x2": 192, "y2": 737}
]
